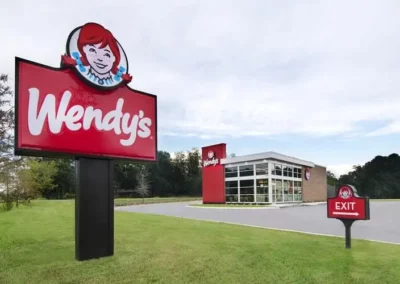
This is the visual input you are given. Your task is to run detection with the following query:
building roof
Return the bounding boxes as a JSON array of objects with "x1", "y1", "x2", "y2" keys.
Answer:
[{"x1": 221, "y1": 151, "x2": 315, "y2": 167}]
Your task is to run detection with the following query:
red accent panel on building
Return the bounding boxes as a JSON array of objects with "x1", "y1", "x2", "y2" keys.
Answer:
[{"x1": 201, "y1": 143, "x2": 226, "y2": 203}]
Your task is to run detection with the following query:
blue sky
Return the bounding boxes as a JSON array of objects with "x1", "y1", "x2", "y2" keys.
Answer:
[{"x1": 1, "y1": 0, "x2": 400, "y2": 177}]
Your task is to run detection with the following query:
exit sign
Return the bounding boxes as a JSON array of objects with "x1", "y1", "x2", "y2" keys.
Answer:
[{"x1": 327, "y1": 185, "x2": 370, "y2": 220}]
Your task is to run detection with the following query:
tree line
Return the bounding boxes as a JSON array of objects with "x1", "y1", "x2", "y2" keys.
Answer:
[
  {"x1": 327, "y1": 153, "x2": 400, "y2": 199},
  {"x1": 0, "y1": 150, "x2": 203, "y2": 202}
]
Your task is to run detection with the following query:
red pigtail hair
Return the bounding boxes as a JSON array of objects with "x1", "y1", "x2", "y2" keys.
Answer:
[
  {"x1": 122, "y1": 73, "x2": 133, "y2": 83},
  {"x1": 61, "y1": 54, "x2": 77, "y2": 67}
]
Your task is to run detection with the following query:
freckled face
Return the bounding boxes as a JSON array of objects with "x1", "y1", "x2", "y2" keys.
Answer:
[{"x1": 83, "y1": 43, "x2": 116, "y2": 75}]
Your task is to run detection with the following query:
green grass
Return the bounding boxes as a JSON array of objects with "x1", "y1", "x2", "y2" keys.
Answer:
[
  {"x1": 1, "y1": 201, "x2": 400, "y2": 284},
  {"x1": 189, "y1": 204, "x2": 272, "y2": 208},
  {"x1": 114, "y1": 196, "x2": 201, "y2": 206}
]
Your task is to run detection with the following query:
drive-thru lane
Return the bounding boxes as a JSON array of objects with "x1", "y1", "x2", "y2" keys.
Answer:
[{"x1": 116, "y1": 201, "x2": 400, "y2": 244}]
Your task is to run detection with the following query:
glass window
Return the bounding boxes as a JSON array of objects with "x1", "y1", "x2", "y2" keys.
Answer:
[
  {"x1": 226, "y1": 195, "x2": 238, "y2": 202},
  {"x1": 288, "y1": 180, "x2": 294, "y2": 194},
  {"x1": 283, "y1": 180, "x2": 293, "y2": 201},
  {"x1": 256, "y1": 179, "x2": 268, "y2": 194},
  {"x1": 239, "y1": 165, "x2": 254, "y2": 177},
  {"x1": 274, "y1": 179, "x2": 283, "y2": 202},
  {"x1": 226, "y1": 181, "x2": 238, "y2": 190},
  {"x1": 240, "y1": 179, "x2": 254, "y2": 202},
  {"x1": 256, "y1": 178, "x2": 269, "y2": 202},
  {"x1": 283, "y1": 166, "x2": 293, "y2": 177},
  {"x1": 240, "y1": 179, "x2": 254, "y2": 193},
  {"x1": 255, "y1": 163, "x2": 268, "y2": 175},
  {"x1": 225, "y1": 180, "x2": 238, "y2": 202},
  {"x1": 272, "y1": 164, "x2": 282, "y2": 176},
  {"x1": 283, "y1": 166, "x2": 288, "y2": 177},
  {"x1": 293, "y1": 167, "x2": 302, "y2": 179},
  {"x1": 287, "y1": 166, "x2": 293, "y2": 177},
  {"x1": 256, "y1": 194, "x2": 269, "y2": 202},
  {"x1": 225, "y1": 166, "x2": 238, "y2": 178},
  {"x1": 293, "y1": 180, "x2": 302, "y2": 201}
]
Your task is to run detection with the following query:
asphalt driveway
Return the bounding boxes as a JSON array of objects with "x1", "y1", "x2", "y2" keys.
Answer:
[{"x1": 115, "y1": 201, "x2": 400, "y2": 244}]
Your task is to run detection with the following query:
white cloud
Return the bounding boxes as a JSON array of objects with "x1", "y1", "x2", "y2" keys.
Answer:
[
  {"x1": 366, "y1": 121, "x2": 400, "y2": 136},
  {"x1": 1, "y1": 0, "x2": 400, "y2": 140},
  {"x1": 327, "y1": 164, "x2": 355, "y2": 178}
]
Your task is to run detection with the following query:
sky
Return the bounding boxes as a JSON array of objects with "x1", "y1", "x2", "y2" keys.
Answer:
[{"x1": 1, "y1": 0, "x2": 400, "y2": 177}]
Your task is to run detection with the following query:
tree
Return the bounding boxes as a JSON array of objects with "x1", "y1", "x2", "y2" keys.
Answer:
[
  {"x1": 0, "y1": 74, "x2": 14, "y2": 154},
  {"x1": 26, "y1": 158, "x2": 58, "y2": 198},
  {"x1": 327, "y1": 170, "x2": 338, "y2": 186},
  {"x1": 0, "y1": 159, "x2": 17, "y2": 211},
  {"x1": 144, "y1": 151, "x2": 174, "y2": 197},
  {"x1": 134, "y1": 165, "x2": 150, "y2": 203},
  {"x1": 50, "y1": 158, "x2": 74, "y2": 199},
  {"x1": 14, "y1": 164, "x2": 36, "y2": 201},
  {"x1": 0, "y1": 74, "x2": 19, "y2": 210},
  {"x1": 171, "y1": 151, "x2": 189, "y2": 196},
  {"x1": 338, "y1": 153, "x2": 400, "y2": 198},
  {"x1": 186, "y1": 148, "x2": 202, "y2": 196},
  {"x1": 114, "y1": 162, "x2": 140, "y2": 197}
]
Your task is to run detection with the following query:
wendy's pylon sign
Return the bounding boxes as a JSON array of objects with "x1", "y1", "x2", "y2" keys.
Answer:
[
  {"x1": 15, "y1": 22, "x2": 157, "y2": 161},
  {"x1": 14, "y1": 22, "x2": 158, "y2": 262},
  {"x1": 327, "y1": 185, "x2": 370, "y2": 249}
]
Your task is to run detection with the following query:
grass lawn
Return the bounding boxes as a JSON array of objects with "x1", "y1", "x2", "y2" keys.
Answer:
[
  {"x1": 114, "y1": 196, "x2": 201, "y2": 206},
  {"x1": 189, "y1": 204, "x2": 272, "y2": 208},
  {"x1": 1, "y1": 201, "x2": 400, "y2": 284}
]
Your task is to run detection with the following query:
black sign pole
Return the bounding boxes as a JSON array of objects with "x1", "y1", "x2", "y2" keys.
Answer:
[
  {"x1": 340, "y1": 219, "x2": 355, "y2": 249},
  {"x1": 75, "y1": 157, "x2": 114, "y2": 261}
]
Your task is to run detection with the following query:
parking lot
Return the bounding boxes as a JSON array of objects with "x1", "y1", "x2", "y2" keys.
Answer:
[{"x1": 116, "y1": 201, "x2": 400, "y2": 244}]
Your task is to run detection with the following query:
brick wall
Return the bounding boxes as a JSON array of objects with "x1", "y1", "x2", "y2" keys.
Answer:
[{"x1": 302, "y1": 165, "x2": 327, "y2": 202}]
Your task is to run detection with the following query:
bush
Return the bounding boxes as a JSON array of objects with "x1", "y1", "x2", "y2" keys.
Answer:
[
  {"x1": 2, "y1": 200, "x2": 13, "y2": 211},
  {"x1": 63, "y1": 193, "x2": 75, "y2": 199}
]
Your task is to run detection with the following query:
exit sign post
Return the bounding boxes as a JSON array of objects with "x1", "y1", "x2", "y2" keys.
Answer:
[{"x1": 327, "y1": 184, "x2": 370, "y2": 249}]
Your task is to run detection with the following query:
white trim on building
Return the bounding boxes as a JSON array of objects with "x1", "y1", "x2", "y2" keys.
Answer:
[{"x1": 221, "y1": 151, "x2": 315, "y2": 168}]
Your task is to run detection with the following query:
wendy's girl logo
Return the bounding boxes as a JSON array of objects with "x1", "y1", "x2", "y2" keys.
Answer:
[
  {"x1": 203, "y1": 150, "x2": 219, "y2": 167},
  {"x1": 338, "y1": 186, "x2": 353, "y2": 199},
  {"x1": 305, "y1": 168, "x2": 311, "y2": 180},
  {"x1": 62, "y1": 22, "x2": 132, "y2": 89}
]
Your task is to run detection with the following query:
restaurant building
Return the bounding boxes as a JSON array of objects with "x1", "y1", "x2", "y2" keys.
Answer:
[{"x1": 201, "y1": 143, "x2": 327, "y2": 204}]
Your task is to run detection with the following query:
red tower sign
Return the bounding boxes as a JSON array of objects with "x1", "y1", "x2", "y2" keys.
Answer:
[{"x1": 327, "y1": 184, "x2": 370, "y2": 249}]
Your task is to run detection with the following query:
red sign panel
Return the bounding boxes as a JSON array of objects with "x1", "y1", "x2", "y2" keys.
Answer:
[
  {"x1": 327, "y1": 185, "x2": 370, "y2": 220},
  {"x1": 201, "y1": 143, "x2": 226, "y2": 203},
  {"x1": 14, "y1": 22, "x2": 157, "y2": 161}
]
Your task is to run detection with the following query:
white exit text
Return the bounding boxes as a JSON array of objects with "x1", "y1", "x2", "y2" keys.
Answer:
[{"x1": 335, "y1": 202, "x2": 356, "y2": 211}]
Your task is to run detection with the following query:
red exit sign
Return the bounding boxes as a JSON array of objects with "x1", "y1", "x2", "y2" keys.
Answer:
[{"x1": 327, "y1": 185, "x2": 370, "y2": 220}]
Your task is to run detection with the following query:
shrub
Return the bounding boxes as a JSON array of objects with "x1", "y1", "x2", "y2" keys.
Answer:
[
  {"x1": 63, "y1": 193, "x2": 75, "y2": 199},
  {"x1": 3, "y1": 200, "x2": 13, "y2": 211}
]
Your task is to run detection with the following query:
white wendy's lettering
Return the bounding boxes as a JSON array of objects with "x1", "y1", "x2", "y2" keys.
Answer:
[{"x1": 27, "y1": 87, "x2": 152, "y2": 146}]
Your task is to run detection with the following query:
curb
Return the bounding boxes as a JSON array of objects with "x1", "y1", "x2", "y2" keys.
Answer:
[
  {"x1": 186, "y1": 202, "x2": 327, "y2": 210},
  {"x1": 186, "y1": 205, "x2": 279, "y2": 210},
  {"x1": 164, "y1": 215, "x2": 400, "y2": 246},
  {"x1": 277, "y1": 202, "x2": 326, "y2": 208}
]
